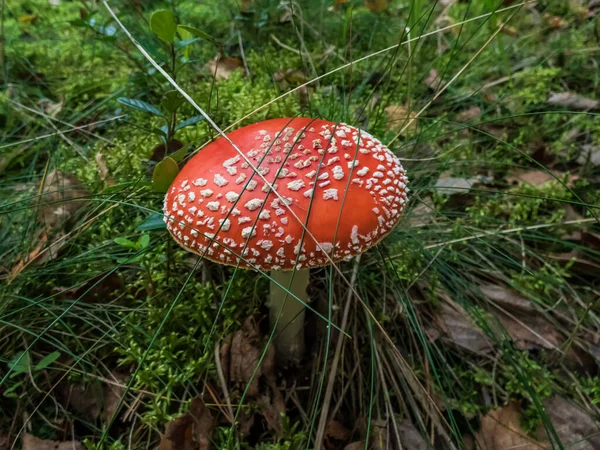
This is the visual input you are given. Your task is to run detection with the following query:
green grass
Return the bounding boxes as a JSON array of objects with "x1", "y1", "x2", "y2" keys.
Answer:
[{"x1": 1, "y1": 0, "x2": 600, "y2": 448}]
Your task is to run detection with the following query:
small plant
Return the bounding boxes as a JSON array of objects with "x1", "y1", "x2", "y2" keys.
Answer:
[{"x1": 4, "y1": 350, "x2": 61, "y2": 398}]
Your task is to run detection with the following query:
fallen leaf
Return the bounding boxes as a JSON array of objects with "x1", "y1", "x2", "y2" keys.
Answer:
[
  {"x1": 537, "y1": 396, "x2": 600, "y2": 450},
  {"x1": 505, "y1": 170, "x2": 576, "y2": 187},
  {"x1": 104, "y1": 372, "x2": 130, "y2": 422},
  {"x1": 370, "y1": 419, "x2": 388, "y2": 450},
  {"x1": 496, "y1": 312, "x2": 562, "y2": 351},
  {"x1": 363, "y1": 0, "x2": 390, "y2": 12},
  {"x1": 95, "y1": 152, "x2": 112, "y2": 184},
  {"x1": 61, "y1": 382, "x2": 103, "y2": 420},
  {"x1": 157, "y1": 397, "x2": 214, "y2": 450},
  {"x1": 325, "y1": 420, "x2": 351, "y2": 449},
  {"x1": 397, "y1": 420, "x2": 428, "y2": 450},
  {"x1": 434, "y1": 301, "x2": 493, "y2": 354},
  {"x1": 22, "y1": 434, "x2": 81, "y2": 450},
  {"x1": 424, "y1": 69, "x2": 443, "y2": 91},
  {"x1": 576, "y1": 144, "x2": 600, "y2": 166},
  {"x1": 205, "y1": 56, "x2": 244, "y2": 80},
  {"x1": 548, "y1": 92, "x2": 598, "y2": 111},
  {"x1": 220, "y1": 317, "x2": 284, "y2": 434},
  {"x1": 480, "y1": 284, "x2": 534, "y2": 313},
  {"x1": 475, "y1": 403, "x2": 539, "y2": 450},
  {"x1": 456, "y1": 106, "x2": 481, "y2": 122},
  {"x1": 434, "y1": 177, "x2": 477, "y2": 195},
  {"x1": 344, "y1": 442, "x2": 365, "y2": 450},
  {"x1": 405, "y1": 196, "x2": 435, "y2": 228},
  {"x1": 549, "y1": 250, "x2": 600, "y2": 277},
  {"x1": 543, "y1": 13, "x2": 568, "y2": 29},
  {"x1": 384, "y1": 105, "x2": 418, "y2": 135},
  {"x1": 273, "y1": 69, "x2": 307, "y2": 87}
]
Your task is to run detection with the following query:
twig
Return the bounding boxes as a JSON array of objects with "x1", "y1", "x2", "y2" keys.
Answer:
[
  {"x1": 214, "y1": 343, "x2": 235, "y2": 423},
  {"x1": 238, "y1": 31, "x2": 251, "y2": 78}
]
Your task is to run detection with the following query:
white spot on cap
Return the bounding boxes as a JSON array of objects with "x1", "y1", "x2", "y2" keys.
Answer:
[
  {"x1": 207, "y1": 201, "x2": 219, "y2": 211},
  {"x1": 323, "y1": 188, "x2": 338, "y2": 200},
  {"x1": 223, "y1": 155, "x2": 240, "y2": 167},
  {"x1": 245, "y1": 198, "x2": 264, "y2": 211},
  {"x1": 259, "y1": 240, "x2": 273, "y2": 250},
  {"x1": 357, "y1": 167, "x2": 369, "y2": 177},
  {"x1": 351, "y1": 225, "x2": 359, "y2": 244},
  {"x1": 238, "y1": 216, "x2": 252, "y2": 224},
  {"x1": 303, "y1": 189, "x2": 314, "y2": 198},
  {"x1": 214, "y1": 174, "x2": 228, "y2": 186},
  {"x1": 332, "y1": 166, "x2": 344, "y2": 180},
  {"x1": 241, "y1": 227, "x2": 256, "y2": 239},
  {"x1": 247, "y1": 180, "x2": 258, "y2": 191},
  {"x1": 219, "y1": 219, "x2": 231, "y2": 231},
  {"x1": 193, "y1": 178, "x2": 208, "y2": 186},
  {"x1": 188, "y1": 192, "x2": 196, "y2": 202},
  {"x1": 200, "y1": 189, "x2": 213, "y2": 198},
  {"x1": 236, "y1": 173, "x2": 246, "y2": 184},
  {"x1": 287, "y1": 179, "x2": 305, "y2": 191},
  {"x1": 225, "y1": 191, "x2": 239, "y2": 202},
  {"x1": 259, "y1": 210, "x2": 271, "y2": 220},
  {"x1": 178, "y1": 194, "x2": 186, "y2": 205}
]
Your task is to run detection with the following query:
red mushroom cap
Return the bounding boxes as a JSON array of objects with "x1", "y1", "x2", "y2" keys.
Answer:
[{"x1": 163, "y1": 118, "x2": 408, "y2": 271}]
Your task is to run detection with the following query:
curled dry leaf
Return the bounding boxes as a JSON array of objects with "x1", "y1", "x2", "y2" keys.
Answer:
[
  {"x1": 205, "y1": 56, "x2": 244, "y2": 80},
  {"x1": 434, "y1": 177, "x2": 478, "y2": 195},
  {"x1": 547, "y1": 92, "x2": 598, "y2": 111},
  {"x1": 480, "y1": 284, "x2": 534, "y2": 313},
  {"x1": 496, "y1": 311, "x2": 562, "y2": 351},
  {"x1": 384, "y1": 105, "x2": 418, "y2": 135},
  {"x1": 325, "y1": 420, "x2": 351, "y2": 449},
  {"x1": 157, "y1": 397, "x2": 214, "y2": 450},
  {"x1": 22, "y1": 434, "x2": 81, "y2": 450},
  {"x1": 220, "y1": 317, "x2": 284, "y2": 434},
  {"x1": 475, "y1": 402, "x2": 539, "y2": 450},
  {"x1": 104, "y1": 371, "x2": 130, "y2": 422}
]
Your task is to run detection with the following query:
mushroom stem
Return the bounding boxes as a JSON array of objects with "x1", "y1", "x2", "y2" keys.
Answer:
[{"x1": 269, "y1": 269, "x2": 309, "y2": 364}]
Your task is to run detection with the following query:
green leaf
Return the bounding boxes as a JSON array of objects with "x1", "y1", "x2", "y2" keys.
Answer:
[
  {"x1": 177, "y1": 25, "x2": 214, "y2": 43},
  {"x1": 8, "y1": 352, "x2": 30, "y2": 377},
  {"x1": 175, "y1": 115, "x2": 205, "y2": 131},
  {"x1": 138, "y1": 234, "x2": 150, "y2": 249},
  {"x1": 137, "y1": 213, "x2": 167, "y2": 231},
  {"x1": 117, "y1": 255, "x2": 143, "y2": 264},
  {"x1": 114, "y1": 237, "x2": 138, "y2": 250},
  {"x1": 161, "y1": 90, "x2": 185, "y2": 114},
  {"x1": 169, "y1": 145, "x2": 187, "y2": 162},
  {"x1": 3, "y1": 380, "x2": 24, "y2": 397},
  {"x1": 117, "y1": 97, "x2": 163, "y2": 116},
  {"x1": 152, "y1": 157, "x2": 179, "y2": 192},
  {"x1": 34, "y1": 351, "x2": 61, "y2": 371},
  {"x1": 150, "y1": 10, "x2": 177, "y2": 44}
]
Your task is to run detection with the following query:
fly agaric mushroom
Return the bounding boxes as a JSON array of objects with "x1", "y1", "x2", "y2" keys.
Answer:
[{"x1": 163, "y1": 118, "x2": 408, "y2": 363}]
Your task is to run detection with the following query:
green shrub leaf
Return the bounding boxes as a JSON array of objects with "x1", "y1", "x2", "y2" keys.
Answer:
[
  {"x1": 177, "y1": 25, "x2": 214, "y2": 43},
  {"x1": 117, "y1": 97, "x2": 163, "y2": 116},
  {"x1": 150, "y1": 10, "x2": 177, "y2": 44},
  {"x1": 114, "y1": 237, "x2": 138, "y2": 250},
  {"x1": 137, "y1": 213, "x2": 167, "y2": 231},
  {"x1": 161, "y1": 90, "x2": 185, "y2": 114},
  {"x1": 8, "y1": 352, "x2": 30, "y2": 377},
  {"x1": 175, "y1": 115, "x2": 205, "y2": 131},
  {"x1": 34, "y1": 351, "x2": 61, "y2": 371},
  {"x1": 152, "y1": 157, "x2": 179, "y2": 192}
]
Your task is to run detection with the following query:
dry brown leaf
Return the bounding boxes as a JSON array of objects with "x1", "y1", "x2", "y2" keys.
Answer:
[
  {"x1": 434, "y1": 301, "x2": 493, "y2": 354},
  {"x1": 480, "y1": 284, "x2": 534, "y2": 313},
  {"x1": 370, "y1": 419, "x2": 388, "y2": 450},
  {"x1": 205, "y1": 56, "x2": 244, "y2": 80},
  {"x1": 549, "y1": 251, "x2": 600, "y2": 277},
  {"x1": 104, "y1": 372, "x2": 129, "y2": 422},
  {"x1": 496, "y1": 312, "x2": 562, "y2": 351},
  {"x1": 343, "y1": 442, "x2": 365, "y2": 450},
  {"x1": 220, "y1": 317, "x2": 284, "y2": 434},
  {"x1": 423, "y1": 69, "x2": 443, "y2": 91},
  {"x1": 397, "y1": 420, "x2": 428, "y2": 450},
  {"x1": 434, "y1": 177, "x2": 477, "y2": 195},
  {"x1": 537, "y1": 396, "x2": 600, "y2": 450},
  {"x1": 576, "y1": 144, "x2": 600, "y2": 166},
  {"x1": 61, "y1": 382, "x2": 103, "y2": 420},
  {"x1": 475, "y1": 403, "x2": 539, "y2": 450},
  {"x1": 363, "y1": 0, "x2": 390, "y2": 12},
  {"x1": 325, "y1": 420, "x2": 351, "y2": 449},
  {"x1": 22, "y1": 434, "x2": 81, "y2": 450},
  {"x1": 456, "y1": 106, "x2": 482, "y2": 122},
  {"x1": 157, "y1": 397, "x2": 214, "y2": 450},
  {"x1": 384, "y1": 105, "x2": 418, "y2": 135},
  {"x1": 95, "y1": 152, "x2": 109, "y2": 181},
  {"x1": 405, "y1": 196, "x2": 434, "y2": 228},
  {"x1": 548, "y1": 92, "x2": 598, "y2": 111}
]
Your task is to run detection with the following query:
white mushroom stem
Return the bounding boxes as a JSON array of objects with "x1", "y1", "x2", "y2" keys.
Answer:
[{"x1": 269, "y1": 269, "x2": 309, "y2": 364}]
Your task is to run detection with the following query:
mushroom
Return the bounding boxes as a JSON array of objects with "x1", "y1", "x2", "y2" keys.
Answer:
[{"x1": 163, "y1": 118, "x2": 408, "y2": 363}]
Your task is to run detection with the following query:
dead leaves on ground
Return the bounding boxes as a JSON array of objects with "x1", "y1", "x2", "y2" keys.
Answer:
[
  {"x1": 205, "y1": 56, "x2": 245, "y2": 80},
  {"x1": 22, "y1": 434, "x2": 81, "y2": 450},
  {"x1": 157, "y1": 397, "x2": 214, "y2": 450},
  {"x1": 475, "y1": 398, "x2": 600, "y2": 450},
  {"x1": 547, "y1": 92, "x2": 599, "y2": 111},
  {"x1": 220, "y1": 317, "x2": 285, "y2": 435}
]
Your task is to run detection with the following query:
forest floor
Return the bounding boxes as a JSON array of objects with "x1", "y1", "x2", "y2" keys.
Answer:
[{"x1": 1, "y1": 0, "x2": 600, "y2": 449}]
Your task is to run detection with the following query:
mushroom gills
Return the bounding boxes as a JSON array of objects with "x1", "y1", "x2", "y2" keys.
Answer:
[{"x1": 269, "y1": 269, "x2": 310, "y2": 364}]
